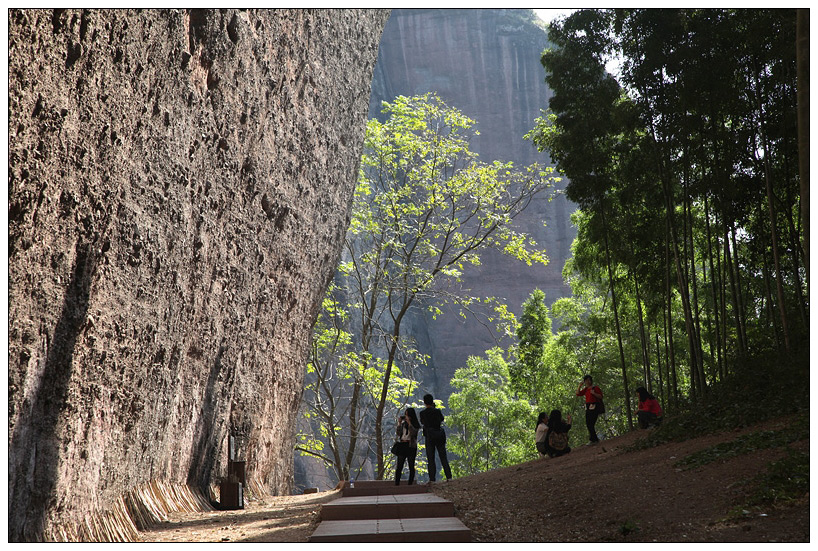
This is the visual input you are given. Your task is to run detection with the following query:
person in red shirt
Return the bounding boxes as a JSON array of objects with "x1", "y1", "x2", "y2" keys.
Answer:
[
  {"x1": 635, "y1": 386, "x2": 663, "y2": 429},
  {"x1": 576, "y1": 374, "x2": 603, "y2": 444}
]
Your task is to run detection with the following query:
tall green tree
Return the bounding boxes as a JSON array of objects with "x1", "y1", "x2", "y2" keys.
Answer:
[
  {"x1": 447, "y1": 349, "x2": 536, "y2": 475},
  {"x1": 527, "y1": 9, "x2": 637, "y2": 428},
  {"x1": 528, "y1": 9, "x2": 805, "y2": 419},
  {"x1": 308, "y1": 93, "x2": 557, "y2": 480},
  {"x1": 297, "y1": 283, "x2": 421, "y2": 483},
  {"x1": 509, "y1": 288, "x2": 552, "y2": 399}
]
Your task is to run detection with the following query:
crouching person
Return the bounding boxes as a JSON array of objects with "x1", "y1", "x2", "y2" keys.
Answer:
[
  {"x1": 636, "y1": 387, "x2": 663, "y2": 429},
  {"x1": 544, "y1": 409, "x2": 572, "y2": 458}
]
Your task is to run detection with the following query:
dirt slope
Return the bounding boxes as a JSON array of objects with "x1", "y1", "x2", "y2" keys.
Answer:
[
  {"x1": 432, "y1": 414, "x2": 809, "y2": 542},
  {"x1": 139, "y1": 415, "x2": 808, "y2": 542}
]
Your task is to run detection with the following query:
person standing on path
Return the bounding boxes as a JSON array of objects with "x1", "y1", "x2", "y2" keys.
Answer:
[
  {"x1": 394, "y1": 408, "x2": 420, "y2": 485},
  {"x1": 576, "y1": 374, "x2": 603, "y2": 444},
  {"x1": 419, "y1": 394, "x2": 452, "y2": 483}
]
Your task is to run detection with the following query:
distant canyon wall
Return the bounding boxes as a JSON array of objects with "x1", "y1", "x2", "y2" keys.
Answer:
[
  {"x1": 369, "y1": 9, "x2": 576, "y2": 397},
  {"x1": 8, "y1": 8, "x2": 388, "y2": 541}
]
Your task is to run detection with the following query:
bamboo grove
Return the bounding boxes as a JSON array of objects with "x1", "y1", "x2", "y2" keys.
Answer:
[{"x1": 526, "y1": 8, "x2": 809, "y2": 424}]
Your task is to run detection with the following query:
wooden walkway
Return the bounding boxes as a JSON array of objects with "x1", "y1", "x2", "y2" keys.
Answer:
[{"x1": 309, "y1": 480, "x2": 471, "y2": 542}]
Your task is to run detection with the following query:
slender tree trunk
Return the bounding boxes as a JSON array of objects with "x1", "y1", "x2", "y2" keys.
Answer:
[
  {"x1": 759, "y1": 202, "x2": 782, "y2": 349},
  {"x1": 600, "y1": 197, "x2": 633, "y2": 429},
  {"x1": 704, "y1": 194, "x2": 724, "y2": 381},
  {"x1": 662, "y1": 173, "x2": 700, "y2": 399},
  {"x1": 655, "y1": 332, "x2": 665, "y2": 408},
  {"x1": 796, "y1": 8, "x2": 809, "y2": 285},
  {"x1": 681, "y1": 181, "x2": 696, "y2": 398},
  {"x1": 782, "y1": 197, "x2": 809, "y2": 329},
  {"x1": 780, "y1": 98, "x2": 809, "y2": 330},
  {"x1": 752, "y1": 67, "x2": 792, "y2": 352},
  {"x1": 702, "y1": 255, "x2": 715, "y2": 386},
  {"x1": 730, "y1": 227, "x2": 750, "y2": 352},
  {"x1": 665, "y1": 218, "x2": 679, "y2": 410},
  {"x1": 322, "y1": 372, "x2": 346, "y2": 481},
  {"x1": 374, "y1": 310, "x2": 410, "y2": 478},
  {"x1": 630, "y1": 253, "x2": 651, "y2": 385},
  {"x1": 717, "y1": 222, "x2": 730, "y2": 375},
  {"x1": 724, "y1": 225, "x2": 745, "y2": 357},
  {"x1": 344, "y1": 381, "x2": 362, "y2": 480},
  {"x1": 687, "y1": 191, "x2": 706, "y2": 393},
  {"x1": 645, "y1": 324, "x2": 653, "y2": 393}
]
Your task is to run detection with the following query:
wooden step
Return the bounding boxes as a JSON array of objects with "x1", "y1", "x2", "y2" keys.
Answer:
[
  {"x1": 309, "y1": 517, "x2": 471, "y2": 542},
  {"x1": 310, "y1": 479, "x2": 471, "y2": 543},
  {"x1": 343, "y1": 479, "x2": 413, "y2": 488},
  {"x1": 343, "y1": 482, "x2": 428, "y2": 497},
  {"x1": 321, "y1": 494, "x2": 453, "y2": 521}
]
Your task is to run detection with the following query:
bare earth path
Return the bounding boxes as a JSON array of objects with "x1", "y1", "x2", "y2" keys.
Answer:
[
  {"x1": 138, "y1": 415, "x2": 808, "y2": 542},
  {"x1": 138, "y1": 491, "x2": 339, "y2": 543}
]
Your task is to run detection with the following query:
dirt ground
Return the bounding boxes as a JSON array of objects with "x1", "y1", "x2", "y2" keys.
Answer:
[
  {"x1": 138, "y1": 415, "x2": 809, "y2": 543},
  {"x1": 137, "y1": 490, "x2": 340, "y2": 543}
]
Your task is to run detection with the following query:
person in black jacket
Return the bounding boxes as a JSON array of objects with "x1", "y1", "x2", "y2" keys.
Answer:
[
  {"x1": 419, "y1": 394, "x2": 452, "y2": 482},
  {"x1": 394, "y1": 408, "x2": 420, "y2": 485}
]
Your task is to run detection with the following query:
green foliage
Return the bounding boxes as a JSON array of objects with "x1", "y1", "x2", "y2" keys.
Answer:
[
  {"x1": 447, "y1": 349, "x2": 536, "y2": 475},
  {"x1": 298, "y1": 281, "x2": 424, "y2": 482},
  {"x1": 448, "y1": 286, "x2": 607, "y2": 469},
  {"x1": 509, "y1": 289, "x2": 552, "y2": 399},
  {"x1": 301, "y1": 93, "x2": 559, "y2": 482},
  {"x1": 618, "y1": 519, "x2": 640, "y2": 537}
]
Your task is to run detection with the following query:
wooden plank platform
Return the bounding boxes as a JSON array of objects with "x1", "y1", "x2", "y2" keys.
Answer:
[
  {"x1": 309, "y1": 517, "x2": 471, "y2": 543},
  {"x1": 321, "y1": 494, "x2": 453, "y2": 520}
]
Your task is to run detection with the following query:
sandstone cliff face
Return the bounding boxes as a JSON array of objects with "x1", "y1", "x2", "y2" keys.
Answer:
[
  {"x1": 7, "y1": 8, "x2": 388, "y2": 541},
  {"x1": 369, "y1": 9, "x2": 575, "y2": 397}
]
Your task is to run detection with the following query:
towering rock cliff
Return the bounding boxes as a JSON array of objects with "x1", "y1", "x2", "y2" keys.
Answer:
[
  {"x1": 7, "y1": 8, "x2": 388, "y2": 541},
  {"x1": 369, "y1": 9, "x2": 575, "y2": 396}
]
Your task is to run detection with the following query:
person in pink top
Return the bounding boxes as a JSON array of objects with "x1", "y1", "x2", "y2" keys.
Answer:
[{"x1": 635, "y1": 386, "x2": 663, "y2": 429}]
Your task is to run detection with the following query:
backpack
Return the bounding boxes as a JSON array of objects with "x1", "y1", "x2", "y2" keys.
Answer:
[{"x1": 547, "y1": 429, "x2": 569, "y2": 453}]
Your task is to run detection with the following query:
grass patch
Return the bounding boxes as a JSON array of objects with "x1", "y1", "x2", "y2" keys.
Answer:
[
  {"x1": 674, "y1": 413, "x2": 808, "y2": 470},
  {"x1": 724, "y1": 448, "x2": 810, "y2": 521},
  {"x1": 618, "y1": 519, "x2": 640, "y2": 537},
  {"x1": 746, "y1": 449, "x2": 810, "y2": 506}
]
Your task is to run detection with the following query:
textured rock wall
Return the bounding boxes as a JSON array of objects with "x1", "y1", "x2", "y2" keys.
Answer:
[
  {"x1": 7, "y1": 8, "x2": 388, "y2": 541},
  {"x1": 369, "y1": 9, "x2": 575, "y2": 397}
]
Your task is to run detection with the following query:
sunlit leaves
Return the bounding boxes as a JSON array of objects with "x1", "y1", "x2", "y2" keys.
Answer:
[
  {"x1": 301, "y1": 92, "x2": 562, "y2": 482},
  {"x1": 447, "y1": 349, "x2": 536, "y2": 475}
]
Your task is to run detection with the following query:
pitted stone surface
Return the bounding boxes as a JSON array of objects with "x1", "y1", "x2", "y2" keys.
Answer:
[{"x1": 8, "y1": 8, "x2": 388, "y2": 541}]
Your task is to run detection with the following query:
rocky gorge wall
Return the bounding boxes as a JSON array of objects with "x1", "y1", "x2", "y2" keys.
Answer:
[
  {"x1": 369, "y1": 9, "x2": 576, "y2": 397},
  {"x1": 7, "y1": 8, "x2": 388, "y2": 541}
]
